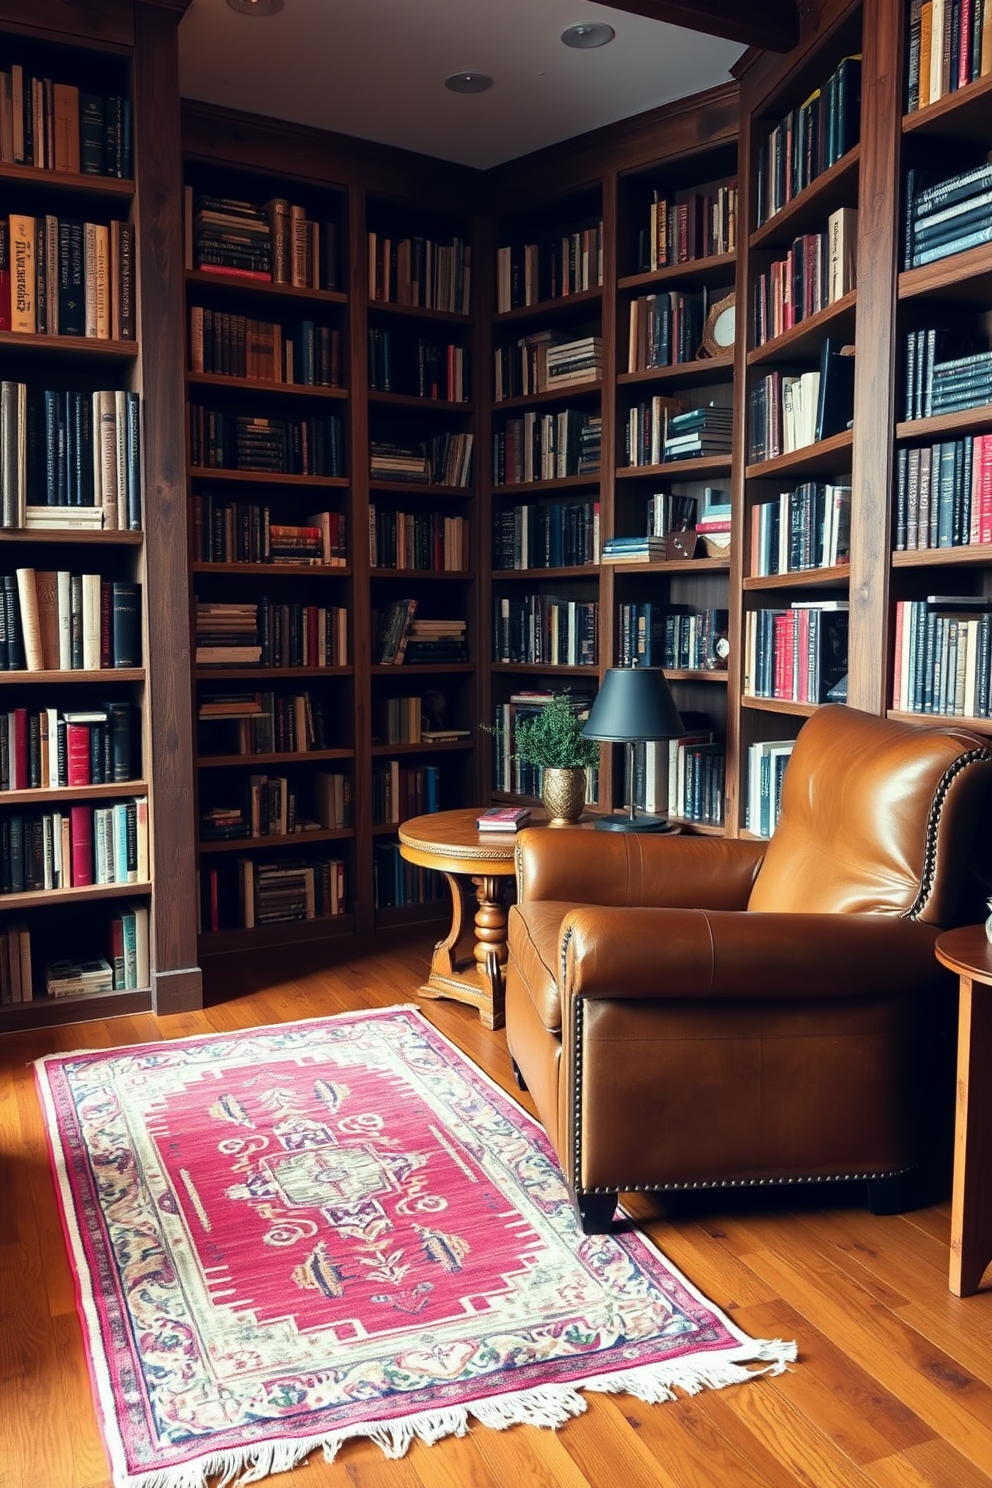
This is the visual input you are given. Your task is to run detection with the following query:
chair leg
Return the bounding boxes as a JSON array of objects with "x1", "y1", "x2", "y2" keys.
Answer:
[
  {"x1": 573, "y1": 1190, "x2": 617, "y2": 1235},
  {"x1": 509, "y1": 1057, "x2": 528, "y2": 1091}
]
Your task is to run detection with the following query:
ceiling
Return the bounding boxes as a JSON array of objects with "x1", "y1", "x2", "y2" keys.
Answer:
[{"x1": 178, "y1": 0, "x2": 744, "y2": 171}]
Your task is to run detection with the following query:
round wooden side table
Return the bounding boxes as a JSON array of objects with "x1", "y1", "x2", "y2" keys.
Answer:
[
  {"x1": 398, "y1": 807, "x2": 587, "y2": 1030},
  {"x1": 934, "y1": 924, "x2": 992, "y2": 1296}
]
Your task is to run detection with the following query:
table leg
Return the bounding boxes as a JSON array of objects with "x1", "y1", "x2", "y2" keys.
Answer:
[
  {"x1": 950, "y1": 974, "x2": 992, "y2": 1295},
  {"x1": 472, "y1": 874, "x2": 508, "y2": 1031},
  {"x1": 427, "y1": 871, "x2": 472, "y2": 982},
  {"x1": 415, "y1": 871, "x2": 506, "y2": 1031}
]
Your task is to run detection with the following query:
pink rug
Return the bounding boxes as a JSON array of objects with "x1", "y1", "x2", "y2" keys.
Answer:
[{"x1": 36, "y1": 1005, "x2": 796, "y2": 1488}]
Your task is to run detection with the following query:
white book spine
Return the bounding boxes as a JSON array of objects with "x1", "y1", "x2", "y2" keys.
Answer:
[{"x1": 81, "y1": 572, "x2": 102, "y2": 670}]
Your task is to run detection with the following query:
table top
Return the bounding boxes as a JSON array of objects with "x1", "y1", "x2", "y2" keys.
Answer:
[
  {"x1": 398, "y1": 806, "x2": 588, "y2": 874},
  {"x1": 935, "y1": 925, "x2": 992, "y2": 984}
]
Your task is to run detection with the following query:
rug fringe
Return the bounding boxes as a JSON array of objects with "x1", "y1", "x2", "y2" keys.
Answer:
[{"x1": 119, "y1": 1339, "x2": 797, "y2": 1488}]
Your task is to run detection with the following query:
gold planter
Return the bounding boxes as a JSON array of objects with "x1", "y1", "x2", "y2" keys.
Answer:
[{"x1": 541, "y1": 767, "x2": 587, "y2": 825}]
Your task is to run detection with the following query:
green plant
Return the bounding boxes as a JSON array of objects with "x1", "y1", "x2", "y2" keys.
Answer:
[{"x1": 512, "y1": 694, "x2": 600, "y2": 770}]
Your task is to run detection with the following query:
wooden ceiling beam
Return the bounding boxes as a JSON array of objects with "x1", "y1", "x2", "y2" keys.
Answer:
[{"x1": 592, "y1": 1, "x2": 800, "y2": 53}]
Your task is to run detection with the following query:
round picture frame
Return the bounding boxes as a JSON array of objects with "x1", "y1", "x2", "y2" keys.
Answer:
[{"x1": 699, "y1": 292, "x2": 736, "y2": 358}]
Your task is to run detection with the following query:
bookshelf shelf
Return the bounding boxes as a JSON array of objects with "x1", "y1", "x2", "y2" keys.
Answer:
[
  {"x1": 618, "y1": 355, "x2": 733, "y2": 388},
  {"x1": 0, "y1": 987, "x2": 152, "y2": 1031},
  {"x1": 366, "y1": 301, "x2": 469, "y2": 325},
  {"x1": 492, "y1": 472, "x2": 600, "y2": 495},
  {"x1": 197, "y1": 750, "x2": 354, "y2": 768},
  {"x1": 186, "y1": 372, "x2": 348, "y2": 402},
  {"x1": 744, "y1": 563, "x2": 851, "y2": 590},
  {"x1": 370, "y1": 740, "x2": 474, "y2": 756},
  {"x1": 491, "y1": 662, "x2": 598, "y2": 677},
  {"x1": 191, "y1": 561, "x2": 351, "y2": 577},
  {"x1": 668, "y1": 817, "x2": 726, "y2": 836},
  {"x1": 370, "y1": 662, "x2": 473, "y2": 676},
  {"x1": 493, "y1": 288, "x2": 602, "y2": 326},
  {"x1": 369, "y1": 480, "x2": 473, "y2": 498},
  {"x1": 664, "y1": 669, "x2": 728, "y2": 684},
  {"x1": 186, "y1": 270, "x2": 347, "y2": 307},
  {"x1": 617, "y1": 455, "x2": 734, "y2": 480},
  {"x1": 188, "y1": 467, "x2": 348, "y2": 488},
  {"x1": 744, "y1": 429, "x2": 854, "y2": 481},
  {"x1": 0, "y1": 880, "x2": 152, "y2": 913},
  {"x1": 0, "y1": 781, "x2": 148, "y2": 806},
  {"x1": 888, "y1": 709, "x2": 992, "y2": 734},
  {"x1": 0, "y1": 529, "x2": 143, "y2": 546},
  {"x1": 194, "y1": 665, "x2": 352, "y2": 680},
  {"x1": 618, "y1": 251, "x2": 736, "y2": 292},
  {"x1": 492, "y1": 566, "x2": 599, "y2": 580},
  {"x1": 895, "y1": 405, "x2": 992, "y2": 442},
  {"x1": 368, "y1": 391, "x2": 473, "y2": 413},
  {"x1": 0, "y1": 162, "x2": 134, "y2": 196},
  {"x1": 493, "y1": 383, "x2": 601, "y2": 411},
  {"x1": 603, "y1": 557, "x2": 731, "y2": 575},
  {"x1": 902, "y1": 70, "x2": 992, "y2": 140},
  {"x1": 371, "y1": 568, "x2": 473, "y2": 579},
  {"x1": 747, "y1": 289, "x2": 857, "y2": 366},
  {"x1": 199, "y1": 827, "x2": 354, "y2": 855},
  {"x1": 199, "y1": 915, "x2": 355, "y2": 956},
  {"x1": 0, "y1": 331, "x2": 139, "y2": 360},
  {"x1": 898, "y1": 243, "x2": 992, "y2": 303},
  {"x1": 892, "y1": 545, "x2": 992, "y2": 568},
  {"x1": 742, "y1": 696, "x2": 820, "y2": 719},
  {"x1": 750, "y1": 145, "x2": 861, "y2": 249},
  {"x1": 0, "y1": 669, "x2": 145, "y2": 686}
]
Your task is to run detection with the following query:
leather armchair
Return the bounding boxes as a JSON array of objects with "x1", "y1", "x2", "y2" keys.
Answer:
[{"x1": 505, "y1": 706, "x2": 992, "y2": 1233}]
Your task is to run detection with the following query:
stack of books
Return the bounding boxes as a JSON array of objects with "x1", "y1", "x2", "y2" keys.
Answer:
[
  {"x1": 402, "y1": 619, "x2": 469, "y2": 664},
  {"x1": 903, "y1": 327, "x2": 983, "y2": 418},
  {"x1": 904, "y1": 160, "x2": 992, "y2": 270},
  {"x1": 663, "y1": 404, "x2": 734, "y2": 462},
  {"x1": 190, "y1": 193, "x2": 272, "y2": 279},
  {"x1": 601, "y1": 535, "x2": 669, "y2": 564},
  {"x1": 906, "y1": 1, "x2": 992, "y2": 112},
  {"x1": 195, "y1": 601, "x2": 261, "y2": 666},
  {"x1": 45, "y1": 957, "x2": 114, "y2": 999},
  {"x1": 544, "y1": 335, "x2": 603, "y2": 389},
  {"x1": 627, "y1": 289, "x2": 708, "y2": 370},
  {"x1": 929, "y1": 350, "x2": 992, "y2": 416},
  {"x1": 694, "y1": 487, "x2": 733, "y2": 556},
  {"x1": 476, "y1": 806, "x2": 532, "y2": 832}
]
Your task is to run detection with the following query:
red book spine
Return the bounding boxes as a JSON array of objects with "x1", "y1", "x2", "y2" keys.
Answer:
[
  {"x1": 10, "y1": 707, "x2": 28, "y2": 789},
  {"x1": 65, "y1": 723, "x2": 91, "y2": 786},
  {"x1": 980, "y1": 435, "x2": 992, "y2": 546},
  {"x1": 306, "y1": 605, "x2": 319, "y2": 666},
  {"x1": 70, "y1": 804, "x2": 94, "y2": 887},
  {"x1": 100, "y1": 580, "x2": 112, "y2": 670}
]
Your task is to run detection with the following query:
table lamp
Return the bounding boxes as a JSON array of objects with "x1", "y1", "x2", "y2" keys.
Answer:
[{"x1": 582, "y1": 664, "x2": 685, "y2": 831}]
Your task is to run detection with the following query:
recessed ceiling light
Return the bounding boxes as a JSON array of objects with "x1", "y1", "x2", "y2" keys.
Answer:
[
  {"x1": 227, "y1": 0, "x2": 284, "y2": 15},
  {"x1": 560, "y1": 22, "x2": 615, "y2": 48},
  {"x1": 444, "y1": 72, "x2": 494, "y2": 94}
]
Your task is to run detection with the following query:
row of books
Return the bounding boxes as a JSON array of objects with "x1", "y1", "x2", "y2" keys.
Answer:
[
  {"x1": 751, "y1": 208, "x2": 858, "y2": 347},
  {"x1": 894, "y1": 434, "x2": 992, "y2": 549},
  {"x1": 381, "y1": 695, "x2": 429, "y2": 745},
  {"x1": 755, "y1": 54, "x2": 862, "y2": 226},
  {"x1": 0, "y1": 215, "x2": 134, "y2": 340},
  {"x1": 745, "y1": 738, "x2": 796, "y2": 838},
  {"x1": 494, "y1": 330, "x2": 602, "y2": 400},
  {"x1": 748, "y1": 341, "x2": 855, "y2": 462},
  {"x1": 906, "y1": 0, "x2": 992, "y2": 112},
  {"x1": 893, "y1": 596, "x2": 992, "y2": 717},
  {"x1": 616, "y1": 605, "x2": 729, "y2": 671},
  {"x1": 489, "y1": 691, "x2": 597, "y2": 799},
  {"x1": 373, "y1": 843, "x2": 443, "y2": 909},
  {"x1": 189, "y1": 309, "x2": 343, "y2": 387},
  {"x1": 492, "y1": 594, "x2": 599, "y2": 668},
  {"x1": 908, "y1": 344, "x2": 992, "y2": 417},
  {"x1": 198, "y1": 857, "x2": 347, "y2": 932},
  {"x1": 189, "y1": 408, "x2": 345, "y2": 477},
  {"x1": 369, "y1": 506, "x2": 469, "y2": 571},
  {"x1": 0, "y1": 384, "x2": 141, "y2": 530},
  {"x1": 0, "y1": 923, "x2": 147, "y2": 1002},
  {"x1": 494, "y1": 223, "x2": 603, "y2": 313},
  {"x1": 492, "y1": 499, "x2": 600, "y2": 571},
  {"x1": 371, "y1": 761, "x2": 441, "y2": 824},
  {"x1": 903, "y1": 159, "x2": 992, "y2": 269},
  {"x1": 626, "y1": 400, "x2": 733, "y2": 468},
  {"x1": 369, "y1": 433, "x2": 473, "y2": 488},
  {"x1": 2, "y1": 701, "x2": 133, "y2": 791},
  {"x1": 367, "y1": 232, "x2": 471, "y2": 314},
  {"x1": 632, "y1": 731, "x2": 726, "y2": 827},
  {"x1": 186, "y1": 191, "x2": 339, "y2": 289},
  {"x1": 0, "y1": 921, "x2": 31, "y2": 1003},
  {"x1": 197, "y1": 689, "x2": 336, "y2": 756},
  {"x1": 202, "y1": 768, "x2": 351, "y2": 841},
  {"x1": 744, "y1": 602, "x2": 849, "y2": 703},
  {"x1": 493, "y1": 411, "x2": 601, "y2": 485},
  {"x1": 636, "y1": 183, "x2": 738, "y2": 273},
  {"x1": 0, "y1": 795, "x2": 148, "y2": 895},
  {"x1": 373, "y1": 601, "x2": 469, "y2": 666},
  {"x1": 0, "y1": 571, "x2": 139, "y2": 672},
  {"x1": 903, "y1": 326, "x2": 986, "y2": 420},
  {"x1": 191, "y1": 496, "x2": 347, "y2": 566},
  {"x1": 749, "y1": 482, "x2": 852, "y2": 576},
  {"x1": 194, "y1": 599, "x2": 348, "y2": 669},
  {"x1": 626, "y1": 289, "x2": 718, "y2": 372},
  {"x1": 0, "y1": 70, "x2": 131, "y2": 177},
  {"x1": 368, "y1": 330, "x2": 469, "y2": 402}
]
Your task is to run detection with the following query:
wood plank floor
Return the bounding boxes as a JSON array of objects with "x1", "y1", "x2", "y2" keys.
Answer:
[{"x1": 3, "y1": 930, "x2": 992, "y2": 1488}]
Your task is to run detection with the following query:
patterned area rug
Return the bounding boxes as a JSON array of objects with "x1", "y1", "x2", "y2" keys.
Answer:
[{"x1": 36, "y1": 1006, "x2": 797, "y2": 1488}]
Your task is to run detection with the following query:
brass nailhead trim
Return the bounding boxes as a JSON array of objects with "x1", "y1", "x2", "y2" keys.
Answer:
[{"x1": 910, "y1": 746, "x2": 992, "y2": 921}]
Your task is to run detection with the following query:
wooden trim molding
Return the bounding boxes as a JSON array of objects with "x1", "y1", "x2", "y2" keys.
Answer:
[{"x1": 594, "y1": 0, "x2": 800, "y2": 52}]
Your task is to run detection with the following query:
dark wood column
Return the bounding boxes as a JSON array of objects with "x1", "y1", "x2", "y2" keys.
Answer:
[{"x1": 134, "y1": 0, "x2": 202, "y2": 1012}]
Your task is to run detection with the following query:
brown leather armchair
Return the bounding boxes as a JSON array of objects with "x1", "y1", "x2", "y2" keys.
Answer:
[{"x1": 505, "y1": 706, "x2": 992, "y2": 1233}]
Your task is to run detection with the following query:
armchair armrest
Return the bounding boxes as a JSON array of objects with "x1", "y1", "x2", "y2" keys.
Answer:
[
  {"x1": 515, "y1": 830, "x2": 766, "y2": 910},
  {"x1": 561, "y1": 907, "x2": 944, "y2": 1001}
]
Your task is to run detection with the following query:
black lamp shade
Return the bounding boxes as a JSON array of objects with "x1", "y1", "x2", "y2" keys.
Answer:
[{"x1": 582, "y1": 666, "x2": 685, "y2": 743}]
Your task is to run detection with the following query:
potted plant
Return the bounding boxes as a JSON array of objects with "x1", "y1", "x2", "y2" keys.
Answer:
[{"x1": 514, "y1": 693, "x2": 600, "y2": 824}]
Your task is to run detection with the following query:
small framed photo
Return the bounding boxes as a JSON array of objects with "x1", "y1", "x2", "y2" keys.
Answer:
[{"x1": 699, "y1": 292, "x2": 736, "y2": 358}]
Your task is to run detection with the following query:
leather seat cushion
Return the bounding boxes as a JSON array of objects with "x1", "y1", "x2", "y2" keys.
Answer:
[{"x1": 507, "y1": 901, "x2": 582, "y2": 1032}]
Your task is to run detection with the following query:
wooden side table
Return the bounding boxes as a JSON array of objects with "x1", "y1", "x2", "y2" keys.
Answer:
[
  {"x1": 934, "y1": 925, "x2": 992, "y2": 1296},
  {"x1": 399, "y1": 807, "x2": 589, "y2": 1030}
]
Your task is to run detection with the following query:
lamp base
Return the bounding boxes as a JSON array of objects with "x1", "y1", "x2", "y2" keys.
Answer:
[{"x1": 594, "y1": 812, "x2": 671, "y2": 832}]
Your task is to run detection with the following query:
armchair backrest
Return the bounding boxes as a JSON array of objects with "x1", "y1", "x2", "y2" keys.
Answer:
[{"x1": 747, "y1": 706, "x2": 992, "y2": 924}]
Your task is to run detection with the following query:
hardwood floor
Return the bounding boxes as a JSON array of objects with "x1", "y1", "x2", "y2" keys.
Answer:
[{"x1": 4, "y1": 930, "x2": 992, "y2": 1488}]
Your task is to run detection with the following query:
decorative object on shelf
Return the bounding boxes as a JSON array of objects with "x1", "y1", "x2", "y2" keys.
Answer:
[
  {"x1": 699, "y1": 291, "x2": 735, "y2": 358},
  {"x1": 583, "y1": 664, "x2": 685, "y2": 831},
  {"x1": 36, "y1": 1007, "x2": 796, "y2": 1487},
  {"x1": 665, "y1": 527, "x2": 700, "y2": 561},
  {"x1": 512, "y1": 691, "x2": 599, "y2": 824}
]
